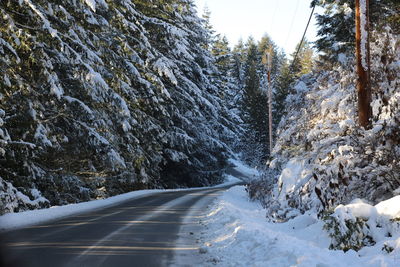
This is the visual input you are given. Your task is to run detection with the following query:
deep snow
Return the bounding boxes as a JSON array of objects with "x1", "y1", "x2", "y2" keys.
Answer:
[{"x1": 197, "y1": 186, "x2": 400, "y2": 267}]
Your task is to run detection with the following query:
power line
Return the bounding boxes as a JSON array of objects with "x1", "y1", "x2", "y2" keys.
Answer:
[{"x1": 290, "y1": 4, "x2": 316, "y2": 70}]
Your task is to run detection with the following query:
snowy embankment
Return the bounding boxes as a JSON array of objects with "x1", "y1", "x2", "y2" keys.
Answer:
[
  {"x1": 0, "y1": 176, "x2": 241, "y2": 232},
  {"x1": 198, "y1": 186, "x2": 400, "y2": 267}
]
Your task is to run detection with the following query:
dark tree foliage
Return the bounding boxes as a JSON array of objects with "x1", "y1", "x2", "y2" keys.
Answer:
[
  {"x1": 242, "y1": 40, "x2": 268, "y2": 158},
  {"x1": 231, "y1": 36, "x2": 285, "y2": 164},
  {"x1": 0, "y1": 0, "x2": 240, "y2": 213}
]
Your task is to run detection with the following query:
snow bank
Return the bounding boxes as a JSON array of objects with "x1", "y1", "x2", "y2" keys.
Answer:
[
  {"x1": 375, "y1": 196, "x2": 400, "y2": 218},
  {"x1": 326, "y1": 196, "x2": 400, "y2": 252},
  {"x1": 198, "y1": 186, "x2": 400, "y2": 266},
  {"x1": 0, "y1": 189, "x2": 162, "y2": 231}
]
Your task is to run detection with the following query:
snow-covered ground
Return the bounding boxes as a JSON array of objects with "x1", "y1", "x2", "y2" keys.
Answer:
[
  {"x1": 3, "y1": 157, "x2": 398, "y2": 267},
  {"x1": 0, "y1": 176, "x2": 241, "y2": 232},
  {"x1": 198, "y1": 186, "x2": 400, "y2": 267}
]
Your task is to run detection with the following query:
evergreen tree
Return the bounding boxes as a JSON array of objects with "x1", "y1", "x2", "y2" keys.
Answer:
[
  {"x1": 274, "y1": 60, "x2": 294, "y2": 127},
  {"x1": 212, "y1": 35, "x2": 231, "y2": 76},
  {"x1": 314, "y1": 0, "x2": 400, "y2": 62},
  {"x1": 0, "y1": 0, "x2": 240, "y2": 213},
  {"x1": 226, "y1": 35, "x2": 287, "y2": 164},
  {"x1": 292, "y1": 40, "x2": 314, "y2": 77},
  {"x1": 210, "y1": 36, "x2": 244, "y2": 154},
  {"x1": 273, "y1": 40, "x2": 314, "y2": 130},
  {"x1": 240, "y1": 38, "x2": 269, "y2": 163},
  {"x1": 231, "y1": 38, "x2": 246, "y2": 91},
  {"x1": 258, "y1": 34, "x2": 281, "y2": 78},
  {"x1": 201, "y1": 5, "x2": 216, "y2": 50}
]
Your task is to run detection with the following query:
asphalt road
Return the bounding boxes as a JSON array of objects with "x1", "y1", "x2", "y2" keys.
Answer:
[{"x1": 1, "y1": 185, "x2": 237, "y2": 267}]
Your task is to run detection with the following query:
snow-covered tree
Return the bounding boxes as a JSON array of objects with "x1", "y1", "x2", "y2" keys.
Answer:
[
  {"x1": 249, "y1": 27, "x2": 400, "y2": 226},
  {"x1": 0, "y1": 0, "x2": 240, "y2": 214},
  {"x1": 314, "y1": 0, "x2": 399, "y2": 62}
]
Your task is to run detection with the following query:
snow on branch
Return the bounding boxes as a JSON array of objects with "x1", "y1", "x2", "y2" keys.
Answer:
[
  {"x1": 153, "y1": 57, "x2": 178, "y2": 85},
  {"x1": 83, "y1": 0, "x2": 108, "y2": 13}
]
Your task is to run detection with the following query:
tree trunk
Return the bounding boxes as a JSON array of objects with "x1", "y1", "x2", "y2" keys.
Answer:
[{"x1": 355, "y1": 0, "x2": 372, "y2": 128}]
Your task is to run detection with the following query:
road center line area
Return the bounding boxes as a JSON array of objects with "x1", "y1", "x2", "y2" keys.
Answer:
[{"x1": 0, "y1": 186, "x2": 231, "y2": 267}]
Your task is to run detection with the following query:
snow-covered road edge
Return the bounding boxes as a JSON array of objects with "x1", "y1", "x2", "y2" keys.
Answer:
[
  {"x1": 198, "y1": 185, "x2": 400, "y2": 267},
  {"x1": 0, "y1": 177, "x2": 242, "y2": 232}
]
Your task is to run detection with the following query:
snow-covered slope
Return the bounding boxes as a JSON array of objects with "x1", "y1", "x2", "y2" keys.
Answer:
[{"x1": 252, "y1": 29, "x2": 400, "y2": 219}]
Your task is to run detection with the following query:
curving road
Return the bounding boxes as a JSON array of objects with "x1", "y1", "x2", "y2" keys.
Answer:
[{"x1": 1, "y1": 185, "x2": 238, "y2": 267}]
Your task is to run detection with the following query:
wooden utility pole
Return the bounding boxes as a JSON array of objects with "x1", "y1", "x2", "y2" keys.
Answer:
[
  {"x1": 355, "y1": 0, "x2": 372, "y2": 128},
  {"x1": 268, "y1": 63, "x2": 273, "y2": 154},
  {"x1": 262, "y1": 50, "x2": 273, "y2": 154}
]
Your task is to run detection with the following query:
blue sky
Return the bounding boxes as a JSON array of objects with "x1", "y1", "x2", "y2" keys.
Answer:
[{"x1": 193, "y1": 0, "x2": 321, "y2": 55}]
